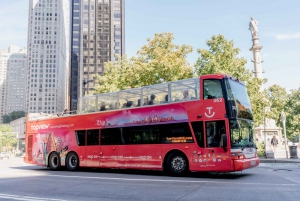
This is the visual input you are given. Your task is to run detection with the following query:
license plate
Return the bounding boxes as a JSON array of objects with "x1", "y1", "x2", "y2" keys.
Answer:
[{"x1": 251, "y1": 161, "x2": 256, "y2": 165}]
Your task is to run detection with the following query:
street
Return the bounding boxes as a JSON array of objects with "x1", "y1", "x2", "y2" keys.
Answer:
[{"x1": 0, "y1": 157, "x2": 299, "y2": 201}]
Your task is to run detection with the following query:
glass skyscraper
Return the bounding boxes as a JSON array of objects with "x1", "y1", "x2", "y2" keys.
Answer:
[{"x1": 70, "y1": 0, "x2": 125, "y2": 111}]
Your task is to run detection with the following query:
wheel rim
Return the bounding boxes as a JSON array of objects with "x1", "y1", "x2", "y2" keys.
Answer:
[
  {"x1": 51, "y1": 155, "x2": 59, "y2": 168},
  {"x1": 171, "y1": 156, "x2": 186, "y2": 172},
  {"x1": 69, "y1": 155, "x2": 77, "y2": 168}
]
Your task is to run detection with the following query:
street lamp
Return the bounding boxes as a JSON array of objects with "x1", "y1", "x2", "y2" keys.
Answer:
[
  {"x1": 264, "y1": 106, "x2": 270, "y2": 156},
  {"x1": 281, "y1": 111, "x2": 288, "y2": 158}
]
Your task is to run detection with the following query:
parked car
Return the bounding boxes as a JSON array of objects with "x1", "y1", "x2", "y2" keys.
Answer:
[{"x1": 0, "y1": 152, "x2": 9, "y2": 160}]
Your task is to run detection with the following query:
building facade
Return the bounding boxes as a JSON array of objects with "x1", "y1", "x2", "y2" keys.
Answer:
[
  {"x1": 69, "y1": 0, "x2": 125, "y2": 111},
  {"x1": 26, "y1": 0, "x2": 69, "y2": 114},
  {"x1": 10, "y1": 117, "x2": 26, "y2": 152},
  {"x1": 0, "y1": 46, "x2": 27, "y2": 123}
]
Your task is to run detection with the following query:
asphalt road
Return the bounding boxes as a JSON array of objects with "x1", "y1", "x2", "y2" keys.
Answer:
[{"x1": 0, "y1": 157, "x2": 300, "y2": 201}]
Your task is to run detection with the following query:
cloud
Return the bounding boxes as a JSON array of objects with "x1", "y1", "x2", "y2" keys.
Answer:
[{"x1": 275, "y1": 33, "x2": 300, "y2": 40}]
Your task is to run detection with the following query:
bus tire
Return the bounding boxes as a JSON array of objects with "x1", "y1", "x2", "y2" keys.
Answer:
[
  {"x1": 49, "y1": 152, "x2": 61, "y2": 171},
  {"x1": 165, "y1": 152, "x2": 189, "y2": 176},
  {"x1": 66, "y1": 152, "x2": 79, "y2": 171}
]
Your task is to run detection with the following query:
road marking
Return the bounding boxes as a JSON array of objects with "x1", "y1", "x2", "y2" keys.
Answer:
[
  {"x1": 0, "y1": 193, "x2": 67, "y2": 201},
  {"x1": 46, "y1": 174, "x2": 297, "y2": 186}
]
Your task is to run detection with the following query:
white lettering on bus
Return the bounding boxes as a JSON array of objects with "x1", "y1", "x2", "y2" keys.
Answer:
[{"x1": 31, "y1": 124, "x2": 50, "y2": 131}]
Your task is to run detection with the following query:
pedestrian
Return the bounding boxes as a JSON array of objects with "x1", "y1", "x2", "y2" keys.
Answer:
[{"x1": 271, "y1": 135, "x2": 278, "y2": 152}]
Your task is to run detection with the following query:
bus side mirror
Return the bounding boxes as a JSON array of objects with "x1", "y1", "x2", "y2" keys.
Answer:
[{"x1": 221, "y1": 134, "x2": 227, "y2": 151}]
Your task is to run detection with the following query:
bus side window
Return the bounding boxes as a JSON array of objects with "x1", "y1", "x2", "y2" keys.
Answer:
[
  {"x1": 205, "y1": 121, "x2": 226, "y2": 148},
  {"x1": 203, "y1": 79, "x2": 223, "y2": 99},
  {"x1": 161, "y1": 123, "x2": 194, "y2": 143},
  {"x1": 75, "y1": 130, "x2": 86, "y2": 146},
  {"x1": 87, "y1": 129, "x2": 100, "y2": 145},
  {"x1": 191, "y1": 121, "x2": 204, "y2": 147},
  {"x1": 100, "y1": 128, "x2": 123, "y2": 145}
]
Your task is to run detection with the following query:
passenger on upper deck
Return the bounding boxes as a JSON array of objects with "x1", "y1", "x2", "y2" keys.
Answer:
[
  {"x1": 126, "y1": 101, "x2": 133, "y2": 107},
  {"x1": 182, "y1": 90, "x2": 190, "y2": 101},
  {"x1": 148, "y1": 94, "x2": 156, "y2": 105},
  {"x1": 100, "y1": 102, "x2": 106, "y2": 111},
  {"x1": 164, "y1": 94, "x2": 169, "y2": 103}
]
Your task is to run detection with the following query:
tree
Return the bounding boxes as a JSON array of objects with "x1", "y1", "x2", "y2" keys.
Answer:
[
  {"x1": 133, "y1": 33, "x2": 194, "y2": 86},
  {"x1": 263, "y1": 84, "x2": 288, "y2": 124},
  {"x1": 194, "y1": 35, "x2": 266, "y2": 126},
  {"x1": 94, "y1": 33, "x2": 194, "y2": 94},
  {"x1": 285, "y1": 88, "x2": 300, "y2": 140},
  {"x1": 2, "y1": 111, "x2": 26, "y2": 124},
  {"x1": 94, "y1": 55, "x2": 136, "y2": 93},
  {"x1": 0, "y1": 124, "x2": 17, "y2": 151},
  {"x1": 2, "y1": 115, "x2": 10, "y2": 124}
]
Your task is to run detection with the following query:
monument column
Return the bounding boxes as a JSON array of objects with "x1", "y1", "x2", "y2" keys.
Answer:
[{"x1": 249, "y1": 17, "x2": 264, "y2": 79}]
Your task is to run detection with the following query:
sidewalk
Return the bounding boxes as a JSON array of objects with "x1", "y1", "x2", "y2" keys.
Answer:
[
  {"x1": 259, "y1": 143, "x2": 300, "y2": 163},
  {"x1": 259, "y1": 157, "x2": 300, "y2": 163}
]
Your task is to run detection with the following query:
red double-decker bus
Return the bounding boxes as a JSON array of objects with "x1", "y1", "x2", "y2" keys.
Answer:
[{"x1": 24, "y1": 74, "x2": 259, "y2": 176}]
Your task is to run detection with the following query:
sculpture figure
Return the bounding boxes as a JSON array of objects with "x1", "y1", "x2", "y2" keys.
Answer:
[{"x1": 249, "y1": 17, "x2": 259, "y2": 37}]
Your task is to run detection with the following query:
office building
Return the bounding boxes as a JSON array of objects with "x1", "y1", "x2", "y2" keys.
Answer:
[
  {"x1": 70, "y1": 0, "x2": 125, "y2": 111},
  {"x1": 0, "y1": 46, "x2": 27, "y2": 123},
  {"x1": 26, "y1": 0, "x2": 69, "y2": 114}
]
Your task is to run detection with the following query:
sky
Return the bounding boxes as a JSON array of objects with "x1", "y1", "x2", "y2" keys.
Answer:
[{"x1": 1, "y1": 0, "x2": 299, "y2": 91}]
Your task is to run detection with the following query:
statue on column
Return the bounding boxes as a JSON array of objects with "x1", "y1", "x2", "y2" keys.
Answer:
[{"x1": 249, "y1": 17, "x2": 259, "y2": 37}]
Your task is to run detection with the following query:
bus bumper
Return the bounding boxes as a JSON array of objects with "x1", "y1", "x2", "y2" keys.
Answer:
[{"x1": 233, "y1": 157, "x2": 260, "y2": 171}]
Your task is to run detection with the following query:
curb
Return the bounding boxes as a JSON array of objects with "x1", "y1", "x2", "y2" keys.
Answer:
[{"x1": 259, "y1": 159, "x2": 300, "y2": 163}]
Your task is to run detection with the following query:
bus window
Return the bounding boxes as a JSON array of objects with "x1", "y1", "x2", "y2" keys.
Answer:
[
  {"x1": 75, "y1": 130, "x2": 86, "y2": 146},
  {"x1": 203, "y1": 80, "x2": 223, "y2": 99},
  {"x1": 87, "y1": 129, "x2": 100, "y2": 145},
  {"x1": 123, "y1": 126, "x2": 160, "y2": 144},
  {"x1": 161, "y1": 123, "x2": 194, "y2": 143},
  {"x1": 205, "y1": 121, "x2": 226, "y2": 147},
  {"x1": 101, "y1": 128, "x2": 123, "y2": 145},
  {"x1": 191, "y1": 121, "x2": 204, "y2": 147}
]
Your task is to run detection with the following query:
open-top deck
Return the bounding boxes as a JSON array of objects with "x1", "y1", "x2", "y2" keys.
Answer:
[{"x1": 28, "y1": 74, "x2": 229, "y2": 122}]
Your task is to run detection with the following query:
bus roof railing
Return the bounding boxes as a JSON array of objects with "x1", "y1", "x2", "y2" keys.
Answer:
[{"x1": 78, "y1": 77, "x2": 200, "y2": 114}]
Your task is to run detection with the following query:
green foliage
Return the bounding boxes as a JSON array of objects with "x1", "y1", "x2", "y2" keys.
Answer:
[
  {"x1": 194, "y1": 34, "x2": 266, "y2": 126},
  {"x1": 94, "y1": 55, "x2": 135, "y2": 93},
  {"x1": 0, "y1": 124, "x2": 17, "y2": 151},
  {"x1": 133, "y1": 32, "x2": 194, "y2": 86},
  {"x1": 94, "y1": 33, "x2": 193, "y2": 94},
  {"x1": 256, "y1": 142, "x2": 265, "y2": 157},
  {"x1": 263, "y1": 84, "x2": 288, "y2": 124},
  {"x1": 2, "y1": 111, "x2": 26, "y2": 124},
  {"x1": 285, "y1": 88, "x2": 300, "y2": 139}
]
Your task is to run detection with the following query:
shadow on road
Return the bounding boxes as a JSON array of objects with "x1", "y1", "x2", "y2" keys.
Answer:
[{"x1": 10, "y1": 165, "x2": 251, "y2": 180}]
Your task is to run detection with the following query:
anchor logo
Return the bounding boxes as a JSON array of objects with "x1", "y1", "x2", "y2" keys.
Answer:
[{"x1": 204, "y1": 107, "x2": 215, "y2": 118}]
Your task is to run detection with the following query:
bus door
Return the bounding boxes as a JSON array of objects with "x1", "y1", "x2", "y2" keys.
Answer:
[
  {"x1": 204, "y1": 120, "x2": 231, "y2": 171},
  {"x1": 100, "y1": 128, "x2": 124, "y2": 168},
  {"x1": 75, "y1": 130, "x2": 86, "y2": 166},
  {"x1": 121, "y1": 126, "x2": 162, "y2": 170},
  {"x1": 190, "y1": 121, "x2": 207, "y2": 171},
  {"x1": 85, "y1": 129, "x2": 101, "y2": 167}
]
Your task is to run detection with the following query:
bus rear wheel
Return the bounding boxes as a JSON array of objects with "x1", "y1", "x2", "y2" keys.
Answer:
[
  {"x1": 66, "y1": 152, "x2": 79, "y2": 171},
  {"x1": 49, "y1": 152, "x2": 61, "y2": 171},
  {"x1": 165, "y1": 152, "x2": 188, "y2": 176}
]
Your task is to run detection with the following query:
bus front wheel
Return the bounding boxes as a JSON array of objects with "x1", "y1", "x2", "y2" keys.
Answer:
[
  {"x1": 49, "y1": 152, "x2": 61, "y2": 171},
  {"x1": 165, "y1": 152, "x2": 189, "y2": 176},
  {"x1": 66, "y1": 152, "x2": 79, "y2": 171}
]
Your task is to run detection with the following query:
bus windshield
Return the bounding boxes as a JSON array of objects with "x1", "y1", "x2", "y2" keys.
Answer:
[
  {"x1": 230, "y1": 119, "x2": 255, "y2": 148},
  {"x1": 225, "y1": 79, "x2": 253, "y2": 120}
]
